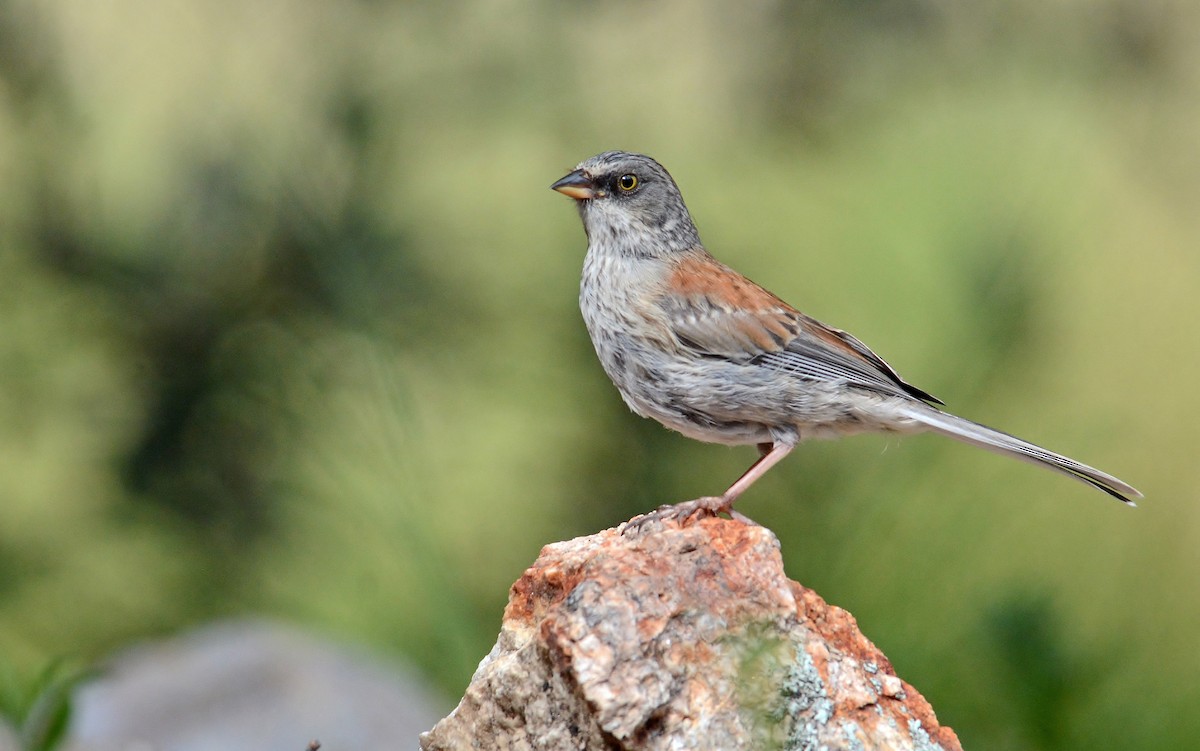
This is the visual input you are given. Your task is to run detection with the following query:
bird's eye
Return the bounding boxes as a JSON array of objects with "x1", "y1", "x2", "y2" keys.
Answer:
[{"x1": 617, "y1": 174, "x2": 638, "y2": 192}]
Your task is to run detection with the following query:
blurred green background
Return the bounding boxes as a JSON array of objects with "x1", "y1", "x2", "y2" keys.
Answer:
[{"x1": 1, "y1": 0, "x2": 1196, "y2": 748}]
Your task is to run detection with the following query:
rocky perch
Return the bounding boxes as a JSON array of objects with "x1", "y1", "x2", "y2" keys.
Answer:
[{"x1": 420, "y1": 517, "x2": 962, "y2": 750}]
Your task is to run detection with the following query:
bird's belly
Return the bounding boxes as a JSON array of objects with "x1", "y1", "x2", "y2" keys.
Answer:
[
  {"x1": 592, "y1": 335, "x2": 915, "y2": 447},
  {"x1": 579, "y1": 262, "x2": 920, "y2": 447},
  {"x1": 603, "y1": 344, "x2": 775, "y2": 445}
]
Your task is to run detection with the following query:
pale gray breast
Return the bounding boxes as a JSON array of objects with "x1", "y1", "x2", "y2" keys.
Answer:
[{"x1": 579, "y1": 250, "x2": 680, "y2": 413}]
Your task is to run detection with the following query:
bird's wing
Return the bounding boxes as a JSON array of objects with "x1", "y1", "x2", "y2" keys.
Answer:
[{"x1": 659, "y1": 251, "x2": 942, "y2": 404}]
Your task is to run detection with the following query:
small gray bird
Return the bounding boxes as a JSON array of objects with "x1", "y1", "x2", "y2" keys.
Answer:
[{"x1": 551, "y1": 151, "x2": 1141, "y2": 524}]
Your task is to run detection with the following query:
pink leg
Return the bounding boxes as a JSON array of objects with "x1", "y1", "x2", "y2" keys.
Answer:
[
  {"x1": 720, "y1": 442, "x2": 794, "y2": 506},
  {"x1": 625, "y1": 442, "x2": 795, "y2": 532}
]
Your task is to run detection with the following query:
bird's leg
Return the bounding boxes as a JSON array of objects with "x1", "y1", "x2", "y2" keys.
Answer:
[
  {"x1": 706, "y1": 441, "x2": 794, "y2": 515},
  {"x1": 625, "y1": 442, "x2": 795, "y2": 532},
  {"x1": 724, "y1": 442, "x2": 776, "y2": 524},
  {"x1": 719, "y1": 442, "x2": 776, "y2": 523}
]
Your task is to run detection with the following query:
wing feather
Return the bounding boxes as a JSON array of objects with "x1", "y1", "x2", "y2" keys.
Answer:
[{"x1": 660, "y1": 251, "x2": 941, "y2": 404}]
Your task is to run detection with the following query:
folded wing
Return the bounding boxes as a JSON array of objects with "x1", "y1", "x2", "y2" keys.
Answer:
[{"x1": 660, "y1": 250, "x2": 941, "y2": 404}]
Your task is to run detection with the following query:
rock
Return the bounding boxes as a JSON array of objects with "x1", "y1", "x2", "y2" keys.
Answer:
[
  {"x1": 421, "y1": 517, "x2": 962, "y2": 750},
  {"x1": 66, "y1": 620, "x2": 445, "y2": 751},
  {"x1": 0, "y1": 723, "x2": 17, "y2": 751}
]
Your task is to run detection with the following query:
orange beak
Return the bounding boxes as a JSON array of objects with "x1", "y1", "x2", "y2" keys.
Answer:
[{"x1": 550, "y1": 169, "x2": 597, "y2": 200}]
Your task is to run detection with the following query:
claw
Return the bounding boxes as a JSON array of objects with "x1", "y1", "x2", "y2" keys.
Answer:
[
  {"x1": 728, "y1": 509, "x2": 761, "y2": 526},
  {"x1": 621, "y1": 496, "x2": 739, "y2": 536}
]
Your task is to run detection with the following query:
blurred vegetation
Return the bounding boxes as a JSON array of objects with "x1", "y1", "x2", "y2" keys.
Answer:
[
  {"x1": 0, "y1": 0, "x2": 1196, "y2": 748},
  {"x1": 0, "y1": 660, "x2": 89, "y2": 751}
]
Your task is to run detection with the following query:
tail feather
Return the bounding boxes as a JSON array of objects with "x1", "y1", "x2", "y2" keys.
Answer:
[{"x1": 907, "y1": 406, "x2": 1142, "y2": 506}]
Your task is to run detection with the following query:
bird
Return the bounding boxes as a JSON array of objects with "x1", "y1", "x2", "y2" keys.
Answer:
[{"x1": 551, "y1": 150, "x2": 1141, "y2": 526}]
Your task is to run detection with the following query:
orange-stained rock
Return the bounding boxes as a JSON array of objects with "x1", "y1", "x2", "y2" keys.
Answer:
[{"x1": 420, "y1": 517, "x2": 963, "y2": 751}]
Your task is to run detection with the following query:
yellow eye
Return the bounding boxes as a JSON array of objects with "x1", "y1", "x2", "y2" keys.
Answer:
[{"x1": 617, "y1": 174, "x2": 638, "y2": 192}]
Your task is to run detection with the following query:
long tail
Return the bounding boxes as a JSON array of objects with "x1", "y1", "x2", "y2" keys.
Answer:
[{"x1": 905, "y1": 405, "x2": 1142, "y2": 505}]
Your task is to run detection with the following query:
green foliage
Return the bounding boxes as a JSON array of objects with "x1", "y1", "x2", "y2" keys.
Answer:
[
  {"x1": 987, "y1": 596, "x2": 1084, "y2": 749},
  {"x1": 0, "y1": 661, "x2": 90, "y2": 751},
  {"x1": 0, "y1": 1, "x2": 1196, "y2": 748}
]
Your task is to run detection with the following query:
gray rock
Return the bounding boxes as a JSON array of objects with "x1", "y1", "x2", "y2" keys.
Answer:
[
  {"x1": 422, "y1": 518, "x2": 962, "y2": 750},
  {"x1": 66, "y1": 620, "x2": 445, "y2": 751}
]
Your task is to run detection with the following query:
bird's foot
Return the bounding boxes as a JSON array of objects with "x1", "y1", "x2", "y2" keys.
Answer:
[{"x1": 622, "y1": 496, "x2": 757, "y2": 535}]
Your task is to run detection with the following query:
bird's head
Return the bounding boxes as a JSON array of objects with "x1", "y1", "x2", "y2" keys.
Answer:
[{"x1": 551, "y1": 151, "x2": 700, "y2": 256}]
